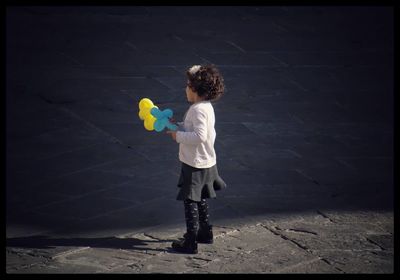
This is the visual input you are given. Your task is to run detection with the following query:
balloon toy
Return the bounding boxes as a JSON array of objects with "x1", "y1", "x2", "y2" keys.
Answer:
[{"x1": 138, "y1": 98, "x2": 177, "y2": 132}]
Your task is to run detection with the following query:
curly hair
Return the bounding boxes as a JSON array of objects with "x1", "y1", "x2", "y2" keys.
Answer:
[{"x1": 186, "y1": 64, "x2": 225, "y2": 101}]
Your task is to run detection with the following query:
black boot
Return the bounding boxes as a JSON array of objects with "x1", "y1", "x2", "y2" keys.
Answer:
[
  {"x1": 197, "y1": 224, "x2": 214, "y2": 244},
  {"x1": 171, "y1": 232, "x2": 198, "y2": 254}
]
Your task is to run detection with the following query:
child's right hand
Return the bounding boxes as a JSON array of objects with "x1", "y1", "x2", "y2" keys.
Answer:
[
  {"x1": 166, "y1": 130, "x2": 177, "y2": 141},
  {"x1": 168, "y1": 118, "x2": 177, "y2": 124}
]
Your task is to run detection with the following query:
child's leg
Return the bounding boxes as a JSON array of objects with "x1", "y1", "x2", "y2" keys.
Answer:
[
  {"x1": 197, "y1": 199, "x2": 210, "y2": 228},
  {"x1": 197, "y1": 199, "x2": 214, "y2": 244},
  {"x1": 184, "y1": 199, "x2": 199, "y2": 234}
]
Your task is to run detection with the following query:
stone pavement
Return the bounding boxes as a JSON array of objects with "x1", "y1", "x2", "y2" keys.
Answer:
[
  {"x1": 6, "y1": 6, "x2": 395, "y2": 273},
  {"x1": 6, "y1": 211, "x2": 394, "y2": 273}
]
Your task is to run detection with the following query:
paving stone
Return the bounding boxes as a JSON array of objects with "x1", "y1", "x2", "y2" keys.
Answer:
[
  {"x1": 6, "y1": 206, "x2": 83, "y2": 238},
  {"x1": 94, "y1": 123, "x2": 176, "y2": 147},
  {"x1": 94, "y1": 180, "x2": 176, "y2": 203},
  {"x1": 269, "y1": 223, "x2": 381, "y2": 252},
  {"x1": 6, "y1": 248, "x2": 51, "y2": 273},
  {"x1": 7, "y1": 124, "x2": 113, "y2": 163},
  {"x1": 192, "y1": 224, "x2": 323, "y2": 273},
  {"x1": 8, "y1": 142, "x2": 136, "y2": 189},
  {"x1": 313, "y1": 211, "x2": 394, "y2": 230},
  {"x1": 273, "y1": 51, "x2": 393, "y2": 67},
  {"x1": 201, "y1": 53, "x2": 285, "y2": 66},
  {"x1": 33, "y1": 169, "x2": 134, "y2": 197},
  {"x1": 52, "y1": 247, "x2": 151, "y2": 272},
  {"x1": 32, "y1": 193, "x2": 135, "y2": 221},
  {"x1": 365, "y1": 234, "x2": 394, "y2": 251},
  {"x1": 10, "y1": 261, "x2": 103, "y2": 274},
  {"x1": 57, "y1": 197, "x2": 184, "y2": 238},
  {"x1": 313, "y1": 250, "x2": 394, "y2": 274},
  {"x1": 220, "y1": 169, "x2": 313, "y2": 187},
  {"x1": 7, "y1": 102, "x2": 83, "y2": 139}
]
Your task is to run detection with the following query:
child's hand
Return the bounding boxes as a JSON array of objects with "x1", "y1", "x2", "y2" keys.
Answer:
[
  {"x1": 168, "y1": 117, "x2": 177, "y2": 125},
  {"x1": 166, "y1": 130, "x2": 177, "y2": 141}
]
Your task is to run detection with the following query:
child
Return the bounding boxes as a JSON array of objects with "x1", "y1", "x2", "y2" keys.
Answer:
[{"x1": 166, "y1": 64, "x2": 227, "y2": 254}]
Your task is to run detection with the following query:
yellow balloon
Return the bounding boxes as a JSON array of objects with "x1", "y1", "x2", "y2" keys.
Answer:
[
  {"x1": 139, "y1": 107, "x2": 150, "y2": 120},
  {"x1": 139, "y1": 98, "x2": 154, "y2": 110},
  {"x1": 138, "y1": 98, "x2": 160, "y2": 131},
  {"x1": 144, "y1": 115, "x2": 156, "y2": 131},
  {"x1": 138, "y1": 105, "x2": 158, "y2": 120}
]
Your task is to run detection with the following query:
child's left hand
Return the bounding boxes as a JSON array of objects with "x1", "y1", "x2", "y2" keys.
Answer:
[
  {"x1": 166, "y1": 130, "x2": 177, "y2": 141},
  {"x1": 168, "y1": 117, "x2": 177, "y2": 125}
]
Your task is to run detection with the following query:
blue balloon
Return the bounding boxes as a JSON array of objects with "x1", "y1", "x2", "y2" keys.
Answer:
[{"x1": 150, "y1": 107, "x2": 178, "y2": 132}]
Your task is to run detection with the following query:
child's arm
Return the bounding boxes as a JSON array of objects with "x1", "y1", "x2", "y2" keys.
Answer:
[
  {"x1": 176, "y1": 122, "x2": 185, "y2": 131},
  {"x1": 176, "y1": 109, "x2": 207, "y2": 145},
  {"x1": 169, "y1": 118, "x2": 185, "y2": 131}
]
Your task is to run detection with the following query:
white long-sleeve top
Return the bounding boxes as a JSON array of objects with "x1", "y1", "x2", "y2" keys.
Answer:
[{"x1": 175, "y1": 101, "x2": 217, "y2": 168}]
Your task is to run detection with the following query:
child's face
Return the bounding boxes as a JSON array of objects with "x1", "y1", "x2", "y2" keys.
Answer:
[{"x1": 186, "y1": 82, "x2": 199, "y2": 103}]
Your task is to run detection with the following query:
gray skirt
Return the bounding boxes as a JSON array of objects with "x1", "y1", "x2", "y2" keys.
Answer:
[{"x1": 176, "y1": 162, "x2": 227, "y2": 202}]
